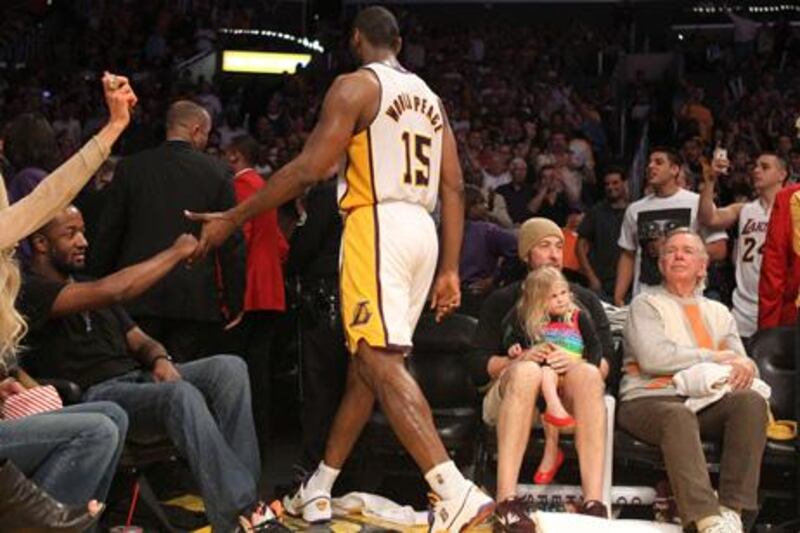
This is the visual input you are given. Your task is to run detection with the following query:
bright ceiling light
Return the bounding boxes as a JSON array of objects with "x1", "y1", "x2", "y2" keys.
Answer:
[{"x1": 221, "y1": 50, "x2": 312, "y2": 74}]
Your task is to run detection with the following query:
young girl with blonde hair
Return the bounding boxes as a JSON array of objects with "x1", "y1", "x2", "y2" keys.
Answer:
[{"x1": 506, "y1": 266, "x2": 602, "y2": 485}]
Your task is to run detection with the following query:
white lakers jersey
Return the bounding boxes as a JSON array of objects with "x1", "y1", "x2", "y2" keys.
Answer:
[
  {"x1": 337, "y1": 62, "x2": 444, "y2": 213},
  {"x1": 732, "y1": 199, "x2": 771, "y2": 337}
]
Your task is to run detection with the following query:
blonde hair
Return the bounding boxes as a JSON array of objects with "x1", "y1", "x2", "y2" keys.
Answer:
[
  {"x1": 517, "y1": 266, "x2": 576, "y2": 342},
  {"x1": 0, "y1": 174, "x2": 26, "y2": 375}
]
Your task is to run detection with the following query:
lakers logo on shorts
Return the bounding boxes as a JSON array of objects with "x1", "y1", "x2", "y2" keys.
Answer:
[{"x1": 350, "y1": 300, "x2": 373, "y2": 327}]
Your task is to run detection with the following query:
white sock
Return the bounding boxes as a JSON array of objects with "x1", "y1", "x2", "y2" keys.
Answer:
[
  {"x1": 424, "y1": 460, "x2": 469, "y2": 500},
  {"x1": 305, "y1": 461, "x2": 340, "y2": 494}
]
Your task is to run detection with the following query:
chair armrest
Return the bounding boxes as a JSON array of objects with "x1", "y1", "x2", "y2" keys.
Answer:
[{"x1": 37, "y1": 379, "x2": 83, "y2": 405}]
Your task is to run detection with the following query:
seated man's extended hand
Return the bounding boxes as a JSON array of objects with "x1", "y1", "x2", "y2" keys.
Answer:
[
  {"x1": 173, "y1": 233, "x2": 199, "y2": 261},
  {"x1": 152, "y1": 358, "x2": 182, "y2": 383}
]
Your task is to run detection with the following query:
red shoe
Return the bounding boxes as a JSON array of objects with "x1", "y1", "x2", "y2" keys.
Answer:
[
  {"x1": 543, "y1": 411, "x2": 576, "y2": 428},
  {"x1": 534, "y1": 449, "x2": 564, "y2": 485}
]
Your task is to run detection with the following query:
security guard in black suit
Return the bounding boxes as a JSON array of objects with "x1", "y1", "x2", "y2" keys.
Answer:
[{"x1": 287, "y1": 179, "x2": 348, "y2": 469}]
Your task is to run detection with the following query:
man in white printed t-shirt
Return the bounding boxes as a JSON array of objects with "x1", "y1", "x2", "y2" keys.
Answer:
[
  {"x1": 698, "y1": 152, "x2": 787, "y2": 341},
  {"x1": 614, "y1": 147, "x2": 727, "y2": 306}
]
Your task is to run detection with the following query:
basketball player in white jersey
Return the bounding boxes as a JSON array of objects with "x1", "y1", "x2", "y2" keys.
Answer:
[
  {"x1": 699, "y1": 152, "x2": 787, "y2": 340},
  {"x1": 186, "y1": 7, "x2": 495, "y2": 532}
]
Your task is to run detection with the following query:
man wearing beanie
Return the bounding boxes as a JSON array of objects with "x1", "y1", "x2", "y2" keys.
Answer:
[{"x1": 469, "y1": 217, "x2": 613, "y2": 529}]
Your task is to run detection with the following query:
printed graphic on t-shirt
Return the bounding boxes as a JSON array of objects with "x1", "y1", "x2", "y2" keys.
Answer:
[{"x1": 637, "y1": 208, "x2": 691, "y2": 286}]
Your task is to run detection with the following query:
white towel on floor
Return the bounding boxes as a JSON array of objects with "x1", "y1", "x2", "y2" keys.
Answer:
[{"x1": 332, "y1": 491, "x2": 428, "y2": 526}]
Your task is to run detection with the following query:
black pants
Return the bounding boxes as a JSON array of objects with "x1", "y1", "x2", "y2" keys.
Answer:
[
  {"x1": 298, "y1": 282, "x2": 348, "y2": 470},
  {"x1": 222, "y1": 310, "x2": 281, "y2": 455}
]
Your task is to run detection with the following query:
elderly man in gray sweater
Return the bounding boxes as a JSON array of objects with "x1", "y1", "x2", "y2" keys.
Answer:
[{"x1": 618, "y1": 228, "x2": 767, "y2": 533}]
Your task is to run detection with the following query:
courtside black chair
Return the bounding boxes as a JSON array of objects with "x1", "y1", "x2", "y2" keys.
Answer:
[
  {"x1": 749, "y1": 326, "x2": 798, "y2": 530},
  {"x1": 354, "y1": 313, "x2": 483, "y2": 488}
]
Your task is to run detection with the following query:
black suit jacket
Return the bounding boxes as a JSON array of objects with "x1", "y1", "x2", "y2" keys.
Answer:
[
  {"x1": 287, "y1": 180, "x2": 342, "y2": 282},
  {"x1": 89, "y1": 140, "x2": 245, "y2": 322}
]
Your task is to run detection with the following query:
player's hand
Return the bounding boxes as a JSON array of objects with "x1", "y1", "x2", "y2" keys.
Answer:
[
  {"x1": 184, "y1": 210, "x2": 238, "y2": 260},
  {"x1": 102, "y1": 72, "x2": 137, "y2": 129},
  {"x1": 430, "y1": 270, "x2": 461, "y2": 323},
  {"x1": 152, "y1": 358, "x2": 181, "y2": 383},
  {"x1": 726, "y1": 358, "x2": 755, "y2": 391}
]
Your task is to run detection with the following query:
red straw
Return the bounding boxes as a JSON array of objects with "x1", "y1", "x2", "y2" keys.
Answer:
[{"x1": 126, "y1": 481, "x2": 141, "y2": 527}]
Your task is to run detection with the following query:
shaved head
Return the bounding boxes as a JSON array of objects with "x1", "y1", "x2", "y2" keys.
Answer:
[
  {"x1": 166, "y1": 100, "x2": 212, "y2": 150},
  {"x1": 166, "y1": 100, "x2": 210, "y2": 131}
]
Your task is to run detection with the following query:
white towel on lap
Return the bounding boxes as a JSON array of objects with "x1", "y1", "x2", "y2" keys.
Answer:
[{"x1": 673, "y1": 362, "x2": 771, "y2": 412}]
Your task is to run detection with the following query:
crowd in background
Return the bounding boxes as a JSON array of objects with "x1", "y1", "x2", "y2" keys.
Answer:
[
  {"x1": 0, "y1": 2, "x2": 798, "y2": 368},
  {"x1": 1, "y1": 2, "x2": 800, "y2": 528}
]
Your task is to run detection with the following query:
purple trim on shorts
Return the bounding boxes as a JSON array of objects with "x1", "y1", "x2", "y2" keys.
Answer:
[{"x1": 366, "y1": 128, "x2": 390, "y2": 346}]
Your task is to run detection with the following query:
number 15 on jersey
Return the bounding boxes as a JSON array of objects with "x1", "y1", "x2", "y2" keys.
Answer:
[{"x1": 401, "y1": 131, "x2": 431, "y2": 187}]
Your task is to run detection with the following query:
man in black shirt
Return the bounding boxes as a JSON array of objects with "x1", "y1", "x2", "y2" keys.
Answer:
[
  {"x1": 287, "y1": 180, "x2": 348, "y2": 470},
  {"x1": 18, "y1": 206, "x2": 282, "y2": 532},
  {"x1": 529, "y1": 165, "x2": 571, "y2": 227},
  {"x1": 89, "y1": 100, "x2": 246, "y2": 361},
  {"x1": 469, "y1": 218, "x2": 611, "y2": 527},
  {"x1": 576, "y1": 168, "x2": 629, "y2": 300},
  {"x1": 495, "y1": 157, "x2": 535, "y2": 224}
]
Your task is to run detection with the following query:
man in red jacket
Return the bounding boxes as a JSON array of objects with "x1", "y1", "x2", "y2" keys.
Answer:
[
  {"x1": 759, "y1": 181, "x2": 800, "y2": 329},
  {"x1": 224, "y1": 134, "x2": 288, "y2": 452}
]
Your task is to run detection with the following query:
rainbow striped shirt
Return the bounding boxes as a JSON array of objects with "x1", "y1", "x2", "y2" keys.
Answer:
[{"x1": 539, "y1": 311, "x2": 584, "y2": 359}]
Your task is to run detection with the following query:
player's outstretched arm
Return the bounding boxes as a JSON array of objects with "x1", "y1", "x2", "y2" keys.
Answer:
[
  {"x1": 430, "y1": 104, "x2": 464, "y2": 321},
  {"x1": 187, "y1": 72, "x2": 376, "y2": 259}
]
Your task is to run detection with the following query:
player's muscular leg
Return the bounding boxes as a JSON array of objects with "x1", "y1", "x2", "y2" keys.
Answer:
[
  {"x1": 323, "y1": 357, "x2": 376, "y2": 469},
  {"x1": 355, "y1": 342, "x2": 449, "y2": 472},
  {"x1": 561, "y1": 362, "x2": 606, "y2": 501}
]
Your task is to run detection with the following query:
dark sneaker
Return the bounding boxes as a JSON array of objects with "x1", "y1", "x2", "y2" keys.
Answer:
[
  {"x1": 238, "y1": 501, "x2": 291, "y2": 532},
  {"x1": 493, "y1": 494, "x2": 539, "y2": 533},
  {"x1": 579, "y1": 499, "x2": 608, "y2": 518}
]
